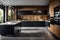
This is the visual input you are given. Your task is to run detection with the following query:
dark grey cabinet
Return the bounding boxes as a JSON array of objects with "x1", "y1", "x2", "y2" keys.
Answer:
[
  {"x1": 0, "y1": 25, "x2": 14, "y2": 35},
  {"x1": 21, "y1": 21, "x2": 49, "y2": 27}
]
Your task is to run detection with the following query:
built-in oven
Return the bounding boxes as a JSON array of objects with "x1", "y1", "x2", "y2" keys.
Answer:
[{"x1": 54, "y1": 6, "x2": 60, "y2": 25}]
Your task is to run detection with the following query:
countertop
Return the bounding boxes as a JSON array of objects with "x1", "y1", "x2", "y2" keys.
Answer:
[
  {"x1": 0, "y1": 21, "x2": 21, "y2": 25},
  {"x1": 0, "y1": 20, "x2": 50, "y2": 25}
]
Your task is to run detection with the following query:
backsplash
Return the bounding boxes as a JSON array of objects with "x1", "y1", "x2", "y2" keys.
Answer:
[{"x1": 17, "y1": 15, "x2": 48, "y2": 21}]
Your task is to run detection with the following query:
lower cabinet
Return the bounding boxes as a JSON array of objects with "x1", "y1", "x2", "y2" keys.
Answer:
[
  {"x1": 48, "y1": 24, "x2": 60, "y2": 38},
  {"x1": 55, "y1": 25, "x2": 60, "y2": 38},
  {"x1": 0, "y1": 25, "x2": 14, "y2": 35}
]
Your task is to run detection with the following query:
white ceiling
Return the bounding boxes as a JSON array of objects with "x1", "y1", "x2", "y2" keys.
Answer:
[{"x1": 0, "y1": 0, "x2": 49, "y2": 6}]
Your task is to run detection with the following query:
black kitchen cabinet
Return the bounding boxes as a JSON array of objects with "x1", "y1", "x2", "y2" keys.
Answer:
[
  {"x1": 21, "y1": 21, "x2": 49, "y2": 27},
  {"x1": 0, "y1": 21, "x2": 22, "y2": 36},
  {"x1": 17, "y1": 10, "x2": 47, "y2": 15},
  {"x1": 0, "y1": 25, "x2": 14, "y2": 35}
]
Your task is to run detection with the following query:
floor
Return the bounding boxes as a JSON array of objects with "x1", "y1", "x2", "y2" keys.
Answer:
[{"x1": 0, "y1": 27, "x2": 59, "y2": 40}]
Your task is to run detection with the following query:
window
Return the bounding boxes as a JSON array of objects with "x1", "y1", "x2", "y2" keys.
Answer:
[
  {"x1": 8, "y1": 9, "x2": 12, "y2": 21},
  {"x1": 0, "y1": 8, "x2": 3, "y2": 23},
  {"x1": 8, "y1": 9, "x2": 14, "y2": 21}
]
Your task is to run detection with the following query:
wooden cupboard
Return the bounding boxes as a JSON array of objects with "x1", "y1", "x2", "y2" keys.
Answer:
[{"x1": 49, "y1": 0, "x2": 60, "y2": 39}]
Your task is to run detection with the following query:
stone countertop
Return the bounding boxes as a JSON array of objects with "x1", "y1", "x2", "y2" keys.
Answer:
[
  {"x1": 0, "y1": 20, "x2": 50, "y2": 25},
  {"x1": 0, "y1": 21, "x2": 21, "y2": 25}
]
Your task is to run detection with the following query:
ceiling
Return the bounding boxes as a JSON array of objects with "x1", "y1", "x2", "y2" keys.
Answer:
[{"x1": 0, "y1": 0, "x2": 49, "y2": 6}]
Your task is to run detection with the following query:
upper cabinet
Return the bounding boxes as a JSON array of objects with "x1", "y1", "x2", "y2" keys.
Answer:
[
  {"x1": 17, "y1": 10, "x2": 47, "y2": 15},
  {"x1": 15, "y1": 6, "x2": 48, "y2": 15}
]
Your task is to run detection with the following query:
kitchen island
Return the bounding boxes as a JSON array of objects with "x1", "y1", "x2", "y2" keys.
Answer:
[
  {"x1": 0, "y1": 21, "x2": 49, "y2": 36},
  {"x1": 0, "y1": 21, "x2": 21, "y2": 35}
]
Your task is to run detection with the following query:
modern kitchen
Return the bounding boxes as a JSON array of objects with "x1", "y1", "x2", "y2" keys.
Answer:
[{"x1": 0, "y1": 0, "x2": 60, "y2": 40}]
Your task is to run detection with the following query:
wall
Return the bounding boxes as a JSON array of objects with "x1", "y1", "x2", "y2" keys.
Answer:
[
  {"x1": 49, "y1": 0, "x2": 60, "y2": 39},
  {"x1": 49, "y1": 0, "x2": 60, "y2": 17},
  {"x1": 49, "y1": 0, "x2": 54, "y2": 17},
  {"x1": 18, "y1": 15, "x2": 48, "y2": 21},
  {"x1": 13, "y1": 6, "x2": 48, "y2": 21}
]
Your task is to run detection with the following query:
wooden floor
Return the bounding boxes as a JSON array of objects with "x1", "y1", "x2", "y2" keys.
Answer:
[{"x1": 0, "y1": 27, "x2": 59, "y2": 40}]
